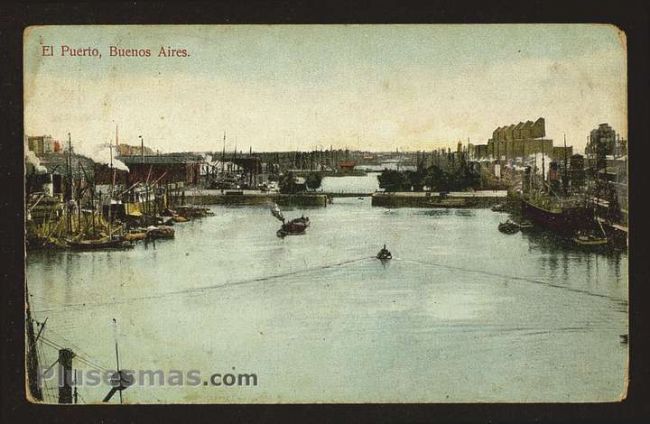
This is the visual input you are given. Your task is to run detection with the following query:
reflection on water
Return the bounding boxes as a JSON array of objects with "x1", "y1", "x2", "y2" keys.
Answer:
[{"x1": 26, "y1": 201, "x2": 627, "y2": 403}]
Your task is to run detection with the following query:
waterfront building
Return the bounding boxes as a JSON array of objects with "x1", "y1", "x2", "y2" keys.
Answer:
[
  {"x1": 470, "y1": 117, "x2": 559, "y2": 162},
  {"x1": 27, "y1": 135, "x2": 60, "y2": 156},
  {"x1": 109, "y1": 154, "x2": 203, "y2": 186}
]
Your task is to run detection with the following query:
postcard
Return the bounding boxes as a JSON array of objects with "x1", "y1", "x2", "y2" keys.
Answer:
[{"x1": 24, "y1": 24, "x2": 628, "y2": 404}]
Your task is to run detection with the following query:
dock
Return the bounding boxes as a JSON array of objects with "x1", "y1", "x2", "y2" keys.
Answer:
[
  {"x1": 185, "y1": 191, "x2": 328, "y2": 207},
  {"x1": 371, "y1": 191, "x2": 508, "y2": 208}
]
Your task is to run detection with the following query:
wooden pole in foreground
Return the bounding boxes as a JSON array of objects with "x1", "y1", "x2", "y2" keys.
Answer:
[{"x1": 58, "y1": 348, "x2": 74, "y2": 404}]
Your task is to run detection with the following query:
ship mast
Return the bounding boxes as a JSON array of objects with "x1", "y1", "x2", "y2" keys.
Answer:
[
  {"x1": 222, "y1": 131, "x2": 226, "y2": 175},
  {"x1": 563, "y1": 133, "x2": 569, "y2": 195}
]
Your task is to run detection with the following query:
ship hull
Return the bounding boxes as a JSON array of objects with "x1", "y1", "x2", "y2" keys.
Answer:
[{"x1": 521, "y1": 199, "x2": 592, "y2": 235}]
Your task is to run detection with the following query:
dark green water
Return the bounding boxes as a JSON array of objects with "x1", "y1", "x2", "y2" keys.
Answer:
[{"x1": 26, "y1": 196, "x2": 628, "y2": 403}]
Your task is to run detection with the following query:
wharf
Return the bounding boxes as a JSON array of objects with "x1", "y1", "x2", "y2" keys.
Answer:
[
  {"x1": 371, "y1": 191, "x2": 508, "y2": 208},
  {"x1": 185, "y1": 191, "x2": 328, "y2": 207}
]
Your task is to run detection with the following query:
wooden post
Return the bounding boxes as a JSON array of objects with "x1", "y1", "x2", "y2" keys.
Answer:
[
  {"x1": 25, "y1": 286, "x2": 43, "y2": 402},
  {"x1": 58, "y1": 348, "x2": 74, "y2": 404}
]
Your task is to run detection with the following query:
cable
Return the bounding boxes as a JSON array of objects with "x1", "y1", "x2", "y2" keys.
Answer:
[
  {"x1": 42, "y1": 327, "x2": 113, "y2": 372},
  {"x1": 396, "y1": 257, "x2": 626, "y2": 302},
  {"x1": 33, "y1": 255, "x2": 375, "y2": 313},
  {"x1": 40, "y1": 336, "x2": 111, "y2": 373}
]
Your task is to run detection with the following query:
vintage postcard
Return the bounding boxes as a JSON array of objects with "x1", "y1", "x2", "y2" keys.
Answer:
[{"x1": 24, "y1": 24, "x2": 628, "y2": 404}]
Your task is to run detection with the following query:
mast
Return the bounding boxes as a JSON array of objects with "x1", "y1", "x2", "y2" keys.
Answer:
[
  {"x1": 66, "y1": 133, "x2": 72, "y2": 233},
  {"x1": 222, "y1": 131, "x2": 226, "y2": 175},
  {"x1": 140, "y1": 135, "x2": 144, "y2": 164},
  {"x1": 563, "y1": 133, "x2": 569, "y2": 195},
  {"x1": 25, "y1": 285, "x2": 43, "y2": 401},
  {"x1": 541, "y1": 151, "x2": 546, "y2": 192},
  {"x1": 108, "y1": 156, "x2": 116, "y2": 239},
  {"x1": 534, "y1": 151, "x2": 538, "y2": 193}
]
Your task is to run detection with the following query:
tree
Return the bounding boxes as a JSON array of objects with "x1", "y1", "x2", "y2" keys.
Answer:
[
  {"x1": 377, "y1": 169, "x2": 409, "y2": 192},
  {"x1": 305, "y1": 172, "x2": 323, "y2": 191},
  {"x1": 423, "y1": 165, "x2": 449, "y2": 191},
  {"x1": 279, "y1": 171, "x2": 298, "y2": 194},
  {"x1": 405, "y1": 169, "x2": 427, "y2": 191}
]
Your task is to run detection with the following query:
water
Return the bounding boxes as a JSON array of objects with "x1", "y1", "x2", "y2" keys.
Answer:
[
  {"x1": 26, "y1": 198, "x2": 628, "y2": 403},
  {"x1": 320, "y1": 173, "x2": 380, "y2": 193}
]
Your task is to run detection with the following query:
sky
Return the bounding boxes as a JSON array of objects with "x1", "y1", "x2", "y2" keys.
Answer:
[{"x1": 24, "y1": 25, "x2": 627, "y2": 154}]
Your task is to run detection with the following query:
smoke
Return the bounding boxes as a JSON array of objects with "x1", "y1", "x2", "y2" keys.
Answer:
[
  {"x1": 24, "y1": 145, "x2": 47, "y2": 174},
  {"x1": 270, "y1": 203, "x2": 285, "y2": 222},
  {"x1": 526, "y1": 153, "x2": 554, "y2": 176},
  {"x1": 73, "y1": 142, "x2": 130, "y2": 172}
]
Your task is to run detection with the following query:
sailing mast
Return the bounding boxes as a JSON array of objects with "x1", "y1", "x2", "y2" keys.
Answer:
[
  {"x1": 563, "y1": 133, "x2": 569, "y2": 195},
  {"x1": 541, "y1": 151, "x2": 546, "y2": 192},
  {"x1": 108, "y1": 140, "x2": 115, "y2": 239},
  {"x1": 221, "y1": 131, "x2": 226, "y2": 175},
  {"x1": 66, "y1": 133, "x2": 73, "y2": 234}
]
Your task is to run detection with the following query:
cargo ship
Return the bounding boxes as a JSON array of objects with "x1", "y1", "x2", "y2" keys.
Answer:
[{"x1": 521, "y1": 192, "x2": 593, "y2": 235}]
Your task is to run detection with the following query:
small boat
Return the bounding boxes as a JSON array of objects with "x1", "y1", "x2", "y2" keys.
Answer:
[
  {"x1": 67, "y1": 236, "x2": 133, "y2": 250},
  {"x1": 573, "y1": 234, "x2": 608, "y2": 247},
  {"x1": 124, "y1": 229, "x2": 147, "y2": 242},
  {"x1": 376, "y1": 244, "x2": 392, "y2": 260},
  {"x1": 517, "y1": 220, "x2": 534, "y2": 231},
  {"x1": 491, "y1": 203, "x2": 508, "y2": 212},
  {"x1": 146, "y1": 225, "x2": 175, "y2": 240},
  {"x1": 498, "y1": 220, "x2": 520, "y2": 234},
  {"x1": 175, "y1": 205, "x2": 214, "y2": 218},
  {"x1": 573, "y1": 218, "x2": 609, "y2": 247},
  {"x1": 277, "y1": 216, "x2": 310, "y2": 237}
]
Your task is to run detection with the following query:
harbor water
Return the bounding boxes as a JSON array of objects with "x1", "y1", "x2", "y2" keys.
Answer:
[{"x1": 26, "y1": 178, "x2": 628, "y2": 403}]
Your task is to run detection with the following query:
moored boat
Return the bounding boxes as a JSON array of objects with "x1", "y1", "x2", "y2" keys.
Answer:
[
  {"x1": 521, "y1": 194, "x2": 592, "y2": 235},
  {"x1": 146, "y1": 225, "x2": 175, "y2": 240},
  {"x1": 67, "y1": 236, "x2": 133, "y2": 250},
  {"x1": 572, "y1": 234, "x2": 608, "y2": 247}
]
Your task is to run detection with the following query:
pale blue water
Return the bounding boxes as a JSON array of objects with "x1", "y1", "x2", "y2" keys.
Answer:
[
  {"x1": 320, "y1": 173, "x2": 380, "y2": 193},
  {"x1": 26, "y1": 197, "x2": 628, "y2": 403}
]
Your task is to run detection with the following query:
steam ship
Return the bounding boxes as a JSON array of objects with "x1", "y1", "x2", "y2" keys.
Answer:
[{"x1": 521, "y1": 193, "x2": 592, "y2": 235}]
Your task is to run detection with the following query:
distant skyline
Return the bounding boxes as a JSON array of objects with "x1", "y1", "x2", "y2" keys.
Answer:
[{"x1": 24, "y1": 25, "x2": 627, "y2": 154}]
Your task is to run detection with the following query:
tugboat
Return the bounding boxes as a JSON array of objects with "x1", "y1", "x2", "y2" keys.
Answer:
[
  {"x1": 271, "y1": 203, "x2": 310, "y2": 237},
  {"x1": 276, "y1": 216, "x2": 310, "y2": 238},
  {"x1": 376, "y1": 244, "x2": 392, "y2": 260}
]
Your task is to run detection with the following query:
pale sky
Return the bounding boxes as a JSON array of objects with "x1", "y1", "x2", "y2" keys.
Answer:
[{"x1": 24, "y1": 25, "x2": 627, "y2": 154}]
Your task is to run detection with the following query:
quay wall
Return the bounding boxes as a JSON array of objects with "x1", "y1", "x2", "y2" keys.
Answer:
[
  {"x1": 186, "y1": 193, "x2": 328, "y2": 207},
  {"x1": 371, "y1": 191, "x2": 507, "y2": 208}
]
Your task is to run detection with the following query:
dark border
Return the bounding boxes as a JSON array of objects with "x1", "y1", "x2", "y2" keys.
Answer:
[{"x1": 1, "y1": 1, "x2": 648, "y2": 423}]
